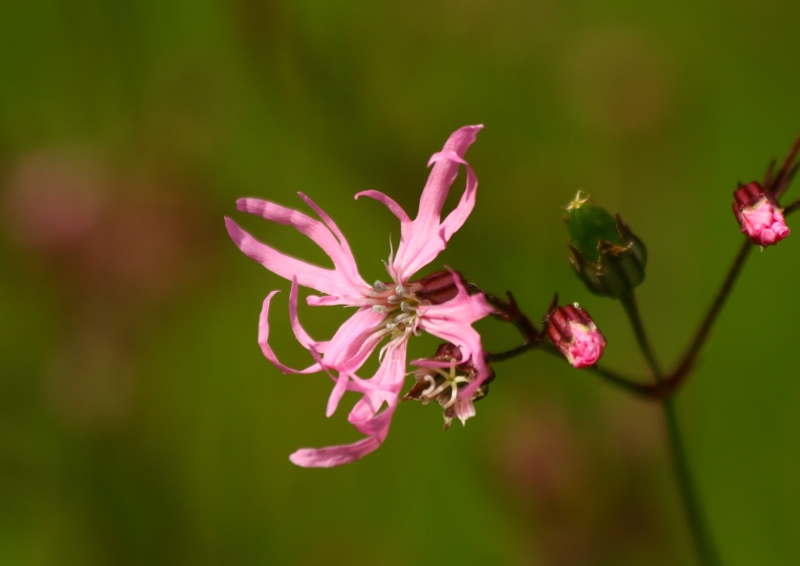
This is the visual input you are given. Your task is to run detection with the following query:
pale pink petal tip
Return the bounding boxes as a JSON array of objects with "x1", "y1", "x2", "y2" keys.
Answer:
[{"x1": 289, "y1": 436, "x2": 382, "y2": 468}]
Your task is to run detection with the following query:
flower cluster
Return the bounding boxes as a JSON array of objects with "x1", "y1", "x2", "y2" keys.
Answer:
[{"x1": 225, "y1": 126, "x2": 494, "y2": 467}]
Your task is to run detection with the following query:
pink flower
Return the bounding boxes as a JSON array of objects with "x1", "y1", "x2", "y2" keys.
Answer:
[
  {"x1": 733, "y1": 181, "x2": 790, "y2": 247},
  {"x1": 546, "y1": 303, "x2": 606, "y2": 369},
  {"x1": 225, "y1": 126, "x2": 494, "y2": 467}
]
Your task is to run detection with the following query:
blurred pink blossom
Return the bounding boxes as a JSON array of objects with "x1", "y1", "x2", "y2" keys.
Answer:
[{"x1": 226, "y1": 125, "x2": 493, "y2": 467}]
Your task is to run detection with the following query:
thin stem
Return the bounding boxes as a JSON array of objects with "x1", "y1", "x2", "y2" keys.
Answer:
[
  {"x1": 620, "y1": 291, "x2": 720, "y2": 565},
  {"x1": 487, "y1": 342, "x2": 536, "y2": 363},
  {"x1": 477, "y1": 287, "x2": 657, "y2": 396},
  {"x1": 620, "y1": 291, "x2": 664, "y2": 380},
  {"x1": 668, "y1": 238, "x2": 752, "y2": 388},
  {"x1": 664, "y1": 399, "x2": 722, "y2": 566},
  {"x1": 784, "y1": 197, "x2": 800, "y2": 216},
  {"x1": 539, "y1": 342, "x2": 658, "y2": 398},
  {"x1": 771, "y1": 131, "x2": 800, "y2": 198}
]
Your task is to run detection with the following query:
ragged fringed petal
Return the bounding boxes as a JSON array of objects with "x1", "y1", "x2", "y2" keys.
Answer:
[
  {"x1": 288, "y1": 277, "x2": 327, "y2": 353},
  {"x1": 257, "y1": 291, "x2": 323, "y2": 375},
  {"x1": 237, "y1": 196, "x2": 369, "y2": 291},
  {"x1": 354, "y1": 190, "x2": 412, "y2": 242},
  {"x1": 289, "y1": 341, "x2": 407, "y2": 468},
  {"x1": 226, "y1": 217, "x2": 357, "y2": 299},
  {"x1": 391, "y1": 125, "x2": 483, "y2": 281}
]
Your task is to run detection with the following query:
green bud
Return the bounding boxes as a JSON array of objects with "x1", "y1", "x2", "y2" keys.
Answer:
[
  {"x1": 566, "y1": 192, "x2": 625, "y2": 263},
  {"x1": 564, "y1": 192, "x2": 647, "y2": 299}
]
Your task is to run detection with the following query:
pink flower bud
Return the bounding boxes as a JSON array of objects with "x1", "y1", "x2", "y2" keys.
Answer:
[
  {"x1": 547, "y1": 304, "x2": 606, "y2": 369},
  {"x1": 733, "y1": 182, "x2": 790, "y2": 247}
]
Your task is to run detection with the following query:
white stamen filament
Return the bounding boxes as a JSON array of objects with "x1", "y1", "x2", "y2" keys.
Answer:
[
  {"x1": 421, "y1": 374, "x2": 437, "y2": 396},
  {"x1": 444, "y1": 385, "x2": 459, "y2": 408}
]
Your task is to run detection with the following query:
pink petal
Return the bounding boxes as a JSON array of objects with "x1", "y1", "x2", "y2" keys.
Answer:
[
  {"x1": 236, "y1": 198, "x2": 368, "y2": 292},
  {"x1": 439, "y1": 159, "x2": 478, "y2": 242},
  {"x1": 321, "y1": 307, "x2": 387, "y2": 374},
  {"x1": 306, "y1": 294, "x2": 375, "y2": 307},
  {"x1": 347, "y1": 340, "x2": 408, "y2": 428},
  {"x1": 354, "y1": 190, "x2": 411, "y2": 225},
  {"x1": 326, "y1": 371, "x2": 350, "y2": 417},
  {"x1": 288, "y1": 277, "x2": 320, "y2": 351},
  {"x1": 226, "y1": 217, "x2": 357, "y2": 299},
  {"x1": 392, "y1": 125, "x2": 483, "y2": 280},
  {"x1": 289, "y1": 341, "x2": 408, "y2": 468},
  {"x1": 289, "y1": 436, "x2": 383, "y2": 468},
  {"x1": 416, "y1": 275, "x2": 493, "y2": 399},
  {"x1": 296, "y1": 192, "x2": 364, "y2": 285},
  {"x1": 258, "y1": 291, "x2": 322, "y2": 374}
]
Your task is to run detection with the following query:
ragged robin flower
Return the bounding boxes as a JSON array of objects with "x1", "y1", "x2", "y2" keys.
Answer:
[{"x1": 225, "y1": 126, "x2": 494, "y2": 467}]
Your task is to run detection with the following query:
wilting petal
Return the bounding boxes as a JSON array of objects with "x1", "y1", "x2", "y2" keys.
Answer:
[
  {"x1": 258, "y1": 291, "x2": 322, "y2": 374},
  {"x1": 226, "y1": 218, "x2": 357, "y2": 299},
  {"x1": 454, "y1": 398, "x2": 476, "y2": 426},
  {"x1": 392, "y1": 125, "x2": 483, "y2": 280}
]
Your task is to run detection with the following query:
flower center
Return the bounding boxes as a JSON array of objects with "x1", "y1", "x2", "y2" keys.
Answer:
[
  {"x1": 370, "y1": 281, "x2": 421, "y2": 339},
  {"x1": 416, "y1": 362, "x2": 469, "y2": 409}
]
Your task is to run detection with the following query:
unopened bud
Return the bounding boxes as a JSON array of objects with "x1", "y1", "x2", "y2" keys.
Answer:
[
  {"x1": 733, "y1": 182, "x2": 790, "y2": 248},
  {"x1": 546, "y1": 303, "x2": 606, "y2": 368},
  {"x1": 565, "y1": 192, "x2": 647, "y2": 299}
]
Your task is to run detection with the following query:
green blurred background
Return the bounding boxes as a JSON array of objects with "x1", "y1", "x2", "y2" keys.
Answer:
[{"x1": 2, "y1": 0, "x2": 800, "y2": 564}]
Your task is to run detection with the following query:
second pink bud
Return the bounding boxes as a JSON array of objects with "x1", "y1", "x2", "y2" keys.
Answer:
[{"x1": 547, "y1": 304, "x2": 606, "y2": 369}]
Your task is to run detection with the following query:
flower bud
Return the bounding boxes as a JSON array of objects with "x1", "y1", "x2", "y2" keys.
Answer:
[
  {"x1": 732, "y1": 182, "x2": 790, "y2": 247},
  {"x1": 404, "y1": 343, "x2": 494, "y2": 430},
  {"x1": 565, "y1": 192, "x2": 647, "y2": 299},
  {"x1": 545, "y1": 303, "x2": 606, "y2": 368}
]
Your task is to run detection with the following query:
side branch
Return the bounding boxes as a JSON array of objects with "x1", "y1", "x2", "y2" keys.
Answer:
[{"x1": 475, "y1": 285, "x2": 662, "y2": 398}]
